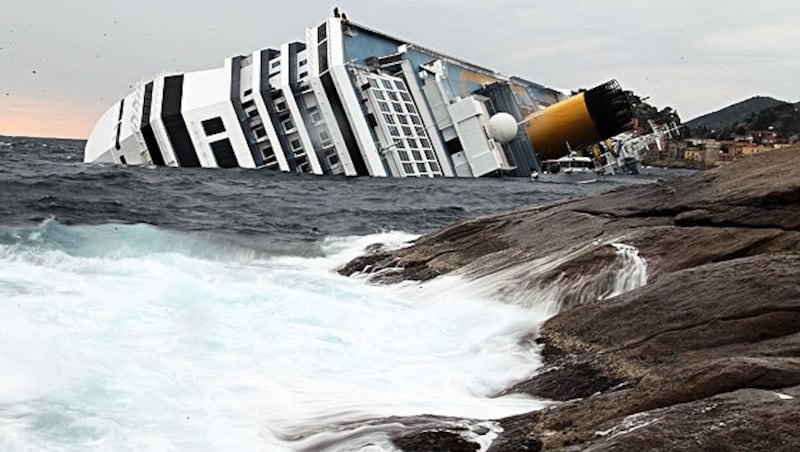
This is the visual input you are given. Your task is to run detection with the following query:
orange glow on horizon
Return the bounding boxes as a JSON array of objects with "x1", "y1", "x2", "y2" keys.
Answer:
[{"x1": 0, "y1": 96, "x2": 102, "y2": 139}]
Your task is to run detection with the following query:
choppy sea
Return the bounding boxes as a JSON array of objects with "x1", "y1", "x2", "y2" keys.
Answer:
[{"x1": 0, "y1": 136, "x2": 682, "y2": 451}]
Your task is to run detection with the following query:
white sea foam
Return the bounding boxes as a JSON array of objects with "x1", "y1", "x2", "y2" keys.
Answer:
[
  {"x1": 0, "y1": 221, "x2": 551, "y2": 451},
  {"x1": 602, "y1": 243, "x2": 648, "y2": 299}
]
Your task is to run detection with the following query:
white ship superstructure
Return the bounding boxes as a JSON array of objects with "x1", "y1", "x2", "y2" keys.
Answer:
[{"x1": 86, "y1": 15, "x2": 633, "y2": 178}]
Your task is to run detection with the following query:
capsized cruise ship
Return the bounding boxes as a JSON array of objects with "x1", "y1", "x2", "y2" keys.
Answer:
[{"x1": 85, "y1": 14, "x2": 633, "y2": 178}]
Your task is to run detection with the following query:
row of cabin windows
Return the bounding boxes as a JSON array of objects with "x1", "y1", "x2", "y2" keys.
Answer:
[
  {"x1": 377, "y1": 100, "x2": 418, "y2": 115},
  {"x1": 397, "y1": 149, "x2": 436, "y2": 162},
  {"x1": 387, "y1": 125, "x2": 429, "y2": 140},
  {"x1": 371, "y1": 78, "x2": 407, "y2": 92},
  {"x1": 400, "y1": 161, "x2": 441, "y2": 176},
  {"x1": 373, "y1": 90, "x2": 412, "y2": 103},
  {"x1": 383, "y1": 112, "x2": 422, "y2": 126}
]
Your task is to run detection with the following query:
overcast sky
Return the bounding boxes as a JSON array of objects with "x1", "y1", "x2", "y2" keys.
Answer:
[{"x1": 1, "y1": 0, "x2": 798, "y2": 138}]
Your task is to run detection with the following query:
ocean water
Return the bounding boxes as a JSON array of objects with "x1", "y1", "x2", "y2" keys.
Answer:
[{"x1": 0, "y1": 136, "x2": 673, "y2": 450}]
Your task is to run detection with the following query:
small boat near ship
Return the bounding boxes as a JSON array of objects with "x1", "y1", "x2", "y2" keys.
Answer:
[{"x1": 532, "y1": 152, "x2": 598, "y2": 184}]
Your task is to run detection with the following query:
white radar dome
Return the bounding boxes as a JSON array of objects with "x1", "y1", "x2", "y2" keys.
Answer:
[{"x1": 487, "y1": 112, "x2": 518, "y2": 144}]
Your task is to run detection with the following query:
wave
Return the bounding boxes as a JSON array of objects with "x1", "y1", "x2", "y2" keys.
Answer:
[{"x1": 0, "y1": 220, "x2": 550, "y2": 451}]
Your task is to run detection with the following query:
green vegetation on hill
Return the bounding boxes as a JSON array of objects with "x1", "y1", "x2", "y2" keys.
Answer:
[
  {"x1": 686, "y1": 96, "x2": 787, "y2": 131},
  {"x1": 690, "y1": 100, "x2": 800, "y2": 141}
]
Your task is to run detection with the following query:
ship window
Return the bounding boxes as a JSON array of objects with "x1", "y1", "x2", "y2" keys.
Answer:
[
  {"x1": 425, "y1": 149, "x2": 435, "y2": 159},
  {"x1": 374, "y1": 90, "x2": 385, "y2": 100},
  {"x1": 387, "y1": 91, "x2": 398, "y2": 101},
  {"x1": 395, "y1": 139, "x2": 405, "y2": 149},
  {"x1": 398, "y1": 150, "x2": 409, "y2": 161},
  {"x1": 299, "y1": 59, "x2": 308, "y2": 67},
  {"x1": 388, "y1": 126, "x2": 399, "y2": 137},
  {"x1": 397, "y1": 115, "x2": 408, "y2": 125},
  {"x1": 381, "y1": 79, "x2": 393, "y2": 90},
  {"x1": 391, "y1": 103, "x2": 403, "y2": 113},
  {"x1": 402, "y1": 163, "x2": 414, "y2": 174},
  {"x1": 242, "y1": 100, "x2": 256, "y2": 110},
  {"x1": 271, "y1": 60, "x2": 281, "y2": 69},
  {"x1": 400, "y1": 92, "x2": 412, "y2": 102},
  {"x1": 310, "y1": 110, "x2": 322, "y2": 123},
  {"x1": 248, "y1": 109, "x2": 259, "y2": 118},
  {"x1": 416, "y1": 162, "x2": 427, "y2": 173},
  {"x1": 243, "y1": 88, "x2": 253, "y2": 96},
  {"x1": 210, "y1": 138, "x2": 238, "y2": 168},
  {"x1": 201, "y1": 117, "x2": 226, "y2": 135},
  {"x1": 318, "y1": 43, "x2": 328, "y2": 73},
  {"x1": 282, "y1": 119, "x2": 295, "y2": 132},
  {"x1": 319, "y1": 130, "x2": 331, "y2": 146},
  {"x1": 261, "y1": 145, "x2": 274, "y2": 160},
  {"x1": 254, "y1": 127, "x2": 267, "y2": 138},
  {"x1": 406, "y1": 103, "x2": 417, "y2": 114},
  {"x1": 275, "y1": 101, "x2": 287, "y2": 111},
  {"x1": 378, "y1": 102, "x2": 390, "y2": 113},
  {"x1": 290, "y1": 138, "x2": 303, "y2": 150},
  {"x1": 299, "y1": 71, "x2": 308, "y2": 79},
  {"x1": 421, "y1": 138, "x2": 431, "y2": 148},
  {"x1": 445, "y1": 137, "x2": 463, "y2": 155},
  {"x1": 394, "y1": 80, "x2": 406, "y2": 90},
  {"x1": 412, "y1": 150, "x2": 422, "y2": 160},
  {"x1": 402, "y1": 126, "x2": 412, "y2": 136},
  {"x1": 328, "y1": 154, "x2": 339, "y2": 165},
  {"x1": 430, "y1": 162, "x2": 440, "y2": 172},
  {"x1": 383, "y1": 113, "x2": 395, "y2": 124},
  {"x1": 410, "y1": 115, "x2": 422, "y2": 125}
]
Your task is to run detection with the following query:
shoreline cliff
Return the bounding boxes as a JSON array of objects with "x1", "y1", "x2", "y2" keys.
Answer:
[{"x1": 341, "y1": 147, "x2": 800, "y2": 451}]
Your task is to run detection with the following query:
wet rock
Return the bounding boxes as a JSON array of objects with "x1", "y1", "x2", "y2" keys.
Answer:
[
  {"x1": 392, "y1": 430, "x2": 479, "y2": 452},
  {"x1": 498, "y1": 358, "x2": 628, "y2": 402},
  {"x1": 577, "y1": 387, "x2": 800, "y2": 451},
  {"x1": 342, "y1": 147, "x2": 800, "y2": 451}
]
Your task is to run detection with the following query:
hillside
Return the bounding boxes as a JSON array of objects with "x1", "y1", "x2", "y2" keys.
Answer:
[
  {"x1": 688, "y1": 101, "x2": 800, "y2": 141},
  {"x1": 686, "y1": 96, "x2": 786, "y2": 130}
]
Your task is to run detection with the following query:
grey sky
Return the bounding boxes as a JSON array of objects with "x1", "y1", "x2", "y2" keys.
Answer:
[{"x1": 2, "y1": 0, "x2": 798, "y2": 138}]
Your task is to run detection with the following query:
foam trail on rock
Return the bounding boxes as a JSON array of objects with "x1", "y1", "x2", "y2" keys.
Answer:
[
  {"x1": 602, "y1": 243, "x2": 648, "y2": 299},
  {"x1": 451, "y1": 240, "x2": 649, "y2": 315}
]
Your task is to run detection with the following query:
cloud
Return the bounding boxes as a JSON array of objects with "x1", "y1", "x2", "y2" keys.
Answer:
[{"x1": 1, "y1": 0, "x2": 798, "y2": 137}]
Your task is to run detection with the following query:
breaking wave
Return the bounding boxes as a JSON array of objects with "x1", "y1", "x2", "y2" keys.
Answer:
[{"x1": 0, "y1": 220, "x2": 553, "y2": 451}]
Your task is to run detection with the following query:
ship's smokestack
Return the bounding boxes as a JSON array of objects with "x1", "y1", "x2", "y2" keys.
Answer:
[{"x1": 523, "y1": 79, "x2": 633, "y2": 159}]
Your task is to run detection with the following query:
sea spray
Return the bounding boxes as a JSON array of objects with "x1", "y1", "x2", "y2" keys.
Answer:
[
  {"x1": 0, "y1": 221, "x2": 549, "y2": 451},
  {"x1": 455, "y1": 240, "x2": 649, "y2": 314}
]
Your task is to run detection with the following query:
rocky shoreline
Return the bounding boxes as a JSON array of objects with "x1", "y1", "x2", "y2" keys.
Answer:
[{"x1": 340, "y1": 147, "x2": 800, "y2": 451}]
